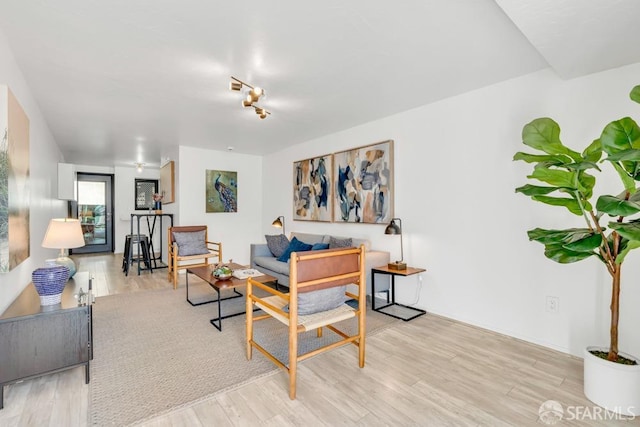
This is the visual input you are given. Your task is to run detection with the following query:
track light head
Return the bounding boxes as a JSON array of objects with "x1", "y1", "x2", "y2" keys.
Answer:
[
  {"x1": 259, "y1": 112, "x2": 267, "y2": 119},
  {"x1": 229, "y1": 81, "x2": 242, "y2": 91},
  {"x1": 242, "y1": 99, "x2": 253, "y2": 107}
]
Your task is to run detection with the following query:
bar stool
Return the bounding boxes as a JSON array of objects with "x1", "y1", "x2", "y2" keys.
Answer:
[{"x1": 123, "y1": 234, "x2": 152, "y2": 276}]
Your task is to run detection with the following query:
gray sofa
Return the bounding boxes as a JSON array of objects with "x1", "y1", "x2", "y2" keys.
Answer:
[{"x1": 250, "y1": 232, "x2": 390, "y2": 295}]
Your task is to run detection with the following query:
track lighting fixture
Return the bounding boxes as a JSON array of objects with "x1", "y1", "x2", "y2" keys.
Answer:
[{"x1": 229, "y1": 76, "x2": 271, "y2": 119}]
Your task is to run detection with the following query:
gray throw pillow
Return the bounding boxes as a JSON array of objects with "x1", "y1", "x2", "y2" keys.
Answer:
[
  {"x1": 173, "y1": 230, "x2": 209, "y2": 256},
  {"x1": 329, "y1": 236, "x2": 353, "y2": 249},
  {"x1": 284, "y1": 285, "x2": 347, "y2": 315},
  {"x1": 265, "y1": 234, "x2": 290, "y2": 257}
]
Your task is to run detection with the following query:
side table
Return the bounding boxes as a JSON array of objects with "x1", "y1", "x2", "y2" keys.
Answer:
[{"x1": 371, "y1": 265, "x2": 426, "y2": 321}]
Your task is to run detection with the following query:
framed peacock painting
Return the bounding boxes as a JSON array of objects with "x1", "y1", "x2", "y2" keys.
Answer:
[{"x1": 205, "y1": 170, "x2": 237, "y2": 213}]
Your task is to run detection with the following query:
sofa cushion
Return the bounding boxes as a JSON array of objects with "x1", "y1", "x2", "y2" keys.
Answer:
[
  {"x1": 252, "y1": 256, "x2": 291, "y2": 275},
  {"x1": 284, "y1": 286, "x2": 347, "y2": 315},
  {"x1": 329, "y1": 236, "x2": 352, "y2": 249},
  {"x1": 311, "y1": 242, "x2": 330, "y2": 250},
  {"x1": 277, "y1": 237, "x2": 314, "y2": 262},
  {"x1": 264, "y1": 234, "x2": 290, "y2": 257},
  {"x1": 173, "y1": 230, "x2": 209, "y2": 256}
]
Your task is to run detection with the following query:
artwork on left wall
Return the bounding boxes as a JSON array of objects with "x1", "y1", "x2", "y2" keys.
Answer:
[
  {"x1": 206, "y1": 170, "x2": 237, "y2": 213},
  {"x1": 0, "y1": 85, "x2": 30, "y2": 273}
]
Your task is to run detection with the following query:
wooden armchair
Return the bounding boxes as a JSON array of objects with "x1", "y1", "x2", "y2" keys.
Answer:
[
  {"x1": 246, "y1": 245, "x2": 366, "y2": 399},
  {"x1": 167, "y1": 225, "x2": 222, "y2": 289}
]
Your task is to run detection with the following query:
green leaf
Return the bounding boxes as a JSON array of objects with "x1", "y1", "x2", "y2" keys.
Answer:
[
  {"x1": 527, "y1": 228, "x2": 594, "y2": 245},
  {"x1": 522, "y1": 118, "x2": 581, "y2": 161},
  {"x1": 631, "y1": 85, "x2": 640, "y2": 104},
  {"x1": 515, "y1": 184, "x2": 558, "y2": 196},
  {"x1": 611, "y1": 162, "x2": 636, "y2": 193},
  {"x1": 563, "y1": 233, "x2": 602, "y2": 252},
  {"x1": 616, "y1": 240, "x2": 640, "y2": 264},
  {"x1": 600, "y1": 117, "x2": 640, "y2": 155},
  {"x1": 532, "y1": 195, "x2": 584, "y2": 215},
  {"x1": 565, "y1": 161, "x2": 601, "y2": 171},
  {"x1": 513, "y1": 152, "x2": 571, "y2": 165},
  {"x1": 543, "y1": 243, "x2": 595, "y2": 263},
  {"x1": 577, "y1": 171, "x2": 596, "y2": 199},
  {"x1": 528, "y1": 165, "x2": 576, "y2": 188},
  {"x1": 604, "y1": 149, "x2": 640, "y2": 162},
  {"x1": 583, "y1": 139, "x2": 603, "y2": 163},
  {"x1": 628, "y1": 189, "x2": 640, "y2": 202},
  {"x1": 596, "y1": 195, "x2": 640, "y2": 217},
  {"x1": 609, "y1": 221, "x2": 640, "y2": 241}
]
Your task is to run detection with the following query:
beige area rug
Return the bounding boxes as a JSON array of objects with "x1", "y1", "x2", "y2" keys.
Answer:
[{"x1": 90, "y1": 281, "x2": 397, "y2": 426}]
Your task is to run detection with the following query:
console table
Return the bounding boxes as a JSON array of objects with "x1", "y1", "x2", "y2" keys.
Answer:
[
  {"x1": 0, "y1": 272, "x2": 93, "y2": 410},
  {"x1": 371, "y1": 266, "x2": 427, "y2": 321}
]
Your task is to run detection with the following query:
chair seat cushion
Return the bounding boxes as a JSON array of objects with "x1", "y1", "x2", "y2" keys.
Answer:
[
  {"x1": 255, "y1": 295, "x2": 355, "y2": 331},
  {"x1": 173, "y1": 230, "x2": 209, "y2": 256},
  {"x1": 287, "y1": 286, "x2": 347, "y2": 315}
]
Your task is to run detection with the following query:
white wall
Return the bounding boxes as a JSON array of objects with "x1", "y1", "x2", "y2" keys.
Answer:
[
  {"x1": 177, "y1": 146, "x2": 263, "y2": 265},
  {"x1": 262, "y1": 63, "x2": 640, "y2": 358},
  {"x1": 0, "y1": 29, "x2": 65, "y2": 313}
]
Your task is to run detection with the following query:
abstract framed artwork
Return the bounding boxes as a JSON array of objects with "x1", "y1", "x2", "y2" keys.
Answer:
[
  {"x1": 206, "y1": 170, "x2": 237, "y2": 213},
  {"x1": 293, "y1": 154, "x2": 332, "y2": 222},
  {"x1": 333, "y1": 140, "x2": 394, "y2": 224},
  {"x1": 0, "y1": 85, "x2": 30, "y2": 272}
]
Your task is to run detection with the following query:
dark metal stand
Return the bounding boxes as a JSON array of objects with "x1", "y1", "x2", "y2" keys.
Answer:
[
  {"x1": 372, "y1": 266, "x2": 427, "y2": 321},
  {"x1": 129, "y1": 213, "x2": 174, "y2": 275}
]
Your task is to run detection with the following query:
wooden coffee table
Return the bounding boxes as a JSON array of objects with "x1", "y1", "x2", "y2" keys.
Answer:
[{"x1": 185, "y1": 263, "x2": 276, "y2": 331}]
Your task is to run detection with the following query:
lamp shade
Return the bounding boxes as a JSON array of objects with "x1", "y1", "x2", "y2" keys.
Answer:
[
  {"x1": 272, "y1": 215, "x2": 285, "y2": 235},
  {"x1": 42, "y1": 218, "x2": 85, "y2": 249},
  {"x1": 384, "y1": 219, "x2": 401, "y2": 235}
]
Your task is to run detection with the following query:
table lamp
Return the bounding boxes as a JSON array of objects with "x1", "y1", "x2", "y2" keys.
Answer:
[
  {"x1": 385, "y1": 217, "x2": 406, "y2": 270},
  {"x1": 272, "y1": 215, "x2": 286, "y2": 235},
  {"x1": 42, "y1": 218, "x2": 86, "y2": 278}
]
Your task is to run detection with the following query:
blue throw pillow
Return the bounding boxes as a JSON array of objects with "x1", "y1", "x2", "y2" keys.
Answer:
[
  {"x1": 277, "y1": 237, "x2": 313, "y2": 262},
  {"x1": 311, "y1": 242, "x2": 330, "y2": 250}
]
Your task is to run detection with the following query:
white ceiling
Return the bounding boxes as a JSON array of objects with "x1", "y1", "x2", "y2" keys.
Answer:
[{"x1": 0, "y1": 1, "x2": 638, "y2": 167}]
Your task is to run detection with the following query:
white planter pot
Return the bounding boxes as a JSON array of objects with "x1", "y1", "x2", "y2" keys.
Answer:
[{"x1": 583, "y1": 346, "x2": 640, "y2": 416}]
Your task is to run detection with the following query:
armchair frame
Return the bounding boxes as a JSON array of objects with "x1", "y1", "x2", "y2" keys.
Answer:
[
  {"x1": 246, "y1": 245, "x2": 366, "y2": 399},
  {"x1": 167, "y1": 225, "x2": 222, "y2": 289}
]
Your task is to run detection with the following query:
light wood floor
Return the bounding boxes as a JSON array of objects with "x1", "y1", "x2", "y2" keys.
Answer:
[{"x1": 0, "y1": 254, "x2": 632, "y2": 426}]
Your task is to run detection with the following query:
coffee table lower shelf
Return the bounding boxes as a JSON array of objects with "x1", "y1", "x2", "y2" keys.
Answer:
[{"x1": 185, "y1": 264, "x2": 276, "y2": 331}]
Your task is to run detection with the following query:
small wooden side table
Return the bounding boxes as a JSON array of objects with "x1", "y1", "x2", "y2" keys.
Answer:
[{"x1": 371, "y1": 265, "x2": 426, "y2": 321}]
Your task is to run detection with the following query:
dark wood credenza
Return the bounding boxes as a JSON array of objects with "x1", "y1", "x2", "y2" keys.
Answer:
[{"x1": 0, "y1": 272, "x2": 93, "y2": 410}]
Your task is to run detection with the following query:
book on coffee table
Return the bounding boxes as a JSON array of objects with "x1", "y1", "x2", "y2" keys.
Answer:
[{"x1": 232, "y1": 268, "x2": 263, "y2": 279}]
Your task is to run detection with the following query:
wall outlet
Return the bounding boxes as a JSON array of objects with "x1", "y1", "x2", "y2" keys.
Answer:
[{"x1": 545, "y1": 296, "x2": 559, "y2": 313}]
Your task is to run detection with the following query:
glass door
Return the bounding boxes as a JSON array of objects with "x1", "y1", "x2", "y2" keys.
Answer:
[{"x1": 72, "y1": 173, "x2": 114, "y2": 254}]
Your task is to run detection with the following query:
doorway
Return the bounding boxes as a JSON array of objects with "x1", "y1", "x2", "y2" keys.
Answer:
[{"x1": 71, "y1": 173, "x2": 114, "y2": 254}]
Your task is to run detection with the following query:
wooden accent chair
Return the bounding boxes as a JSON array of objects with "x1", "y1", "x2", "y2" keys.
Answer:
[
  {"x1": 246, "y1": 245, "x2": 366, "y2": 399},
  {"x1": 167, "y1": 225, "x2": 222, "y2": 289}
]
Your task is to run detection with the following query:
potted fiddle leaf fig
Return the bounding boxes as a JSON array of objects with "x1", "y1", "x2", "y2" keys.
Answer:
[{"x1": 514, "y1": 85, "x2": 640, "y2": 416}]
